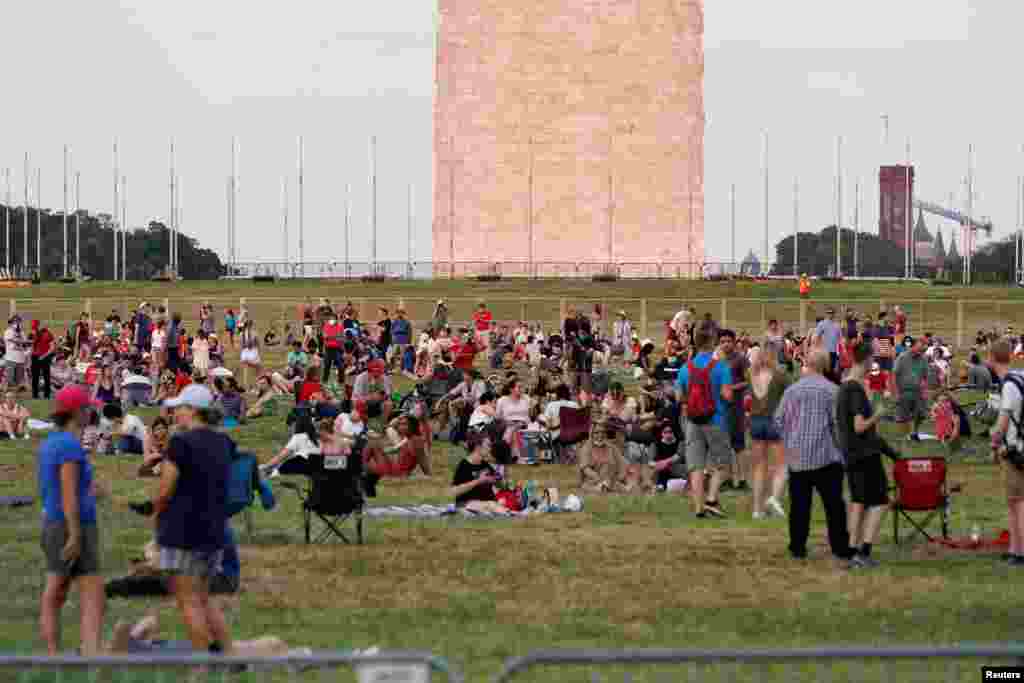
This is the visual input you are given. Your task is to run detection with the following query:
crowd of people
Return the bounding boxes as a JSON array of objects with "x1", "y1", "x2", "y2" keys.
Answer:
[{"x1": 28, "y1": 295, "x2": 1024, "y2": 659}]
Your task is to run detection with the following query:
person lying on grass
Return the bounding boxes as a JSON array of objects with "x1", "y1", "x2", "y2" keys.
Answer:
[
  {"x1": 363, "y1": 412, "x2": 432, "y2": 480},
  {"x1": 102, "y1": 613, "x2": 309, "y2": 659}
]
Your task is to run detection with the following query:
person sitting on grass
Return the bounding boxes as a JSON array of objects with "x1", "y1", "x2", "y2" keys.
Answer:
[
  {"x1": 363, "y1": 412, "x2": 432, "y2": 483},
  {"x1": 99, "y1": 403, "x2": 147, "y2": 455},
  {"x1": 450, "y1": 428, "x2": 508, "y2": 513},
  {"x1": 352, "y1": 359, "x2": 393, "y2": 426},
  {"x1": 0, "y1": 390, "x2": 31, "y2": 439},
  {"x1": 261, "y1": 414, "x2": 323, "y2": 477},
  {"x1": 214, "y1": 377, "x2": 247, "y2": 428},
  {"x1": 577, "y1": 416, "x2": 637, "y2": 494},
  {"x1": 139, "y1": 417, "x2": 172, "y2": 477},
  {"x1": 245, "y1": 375, "x2": 279, "y2": 420}
]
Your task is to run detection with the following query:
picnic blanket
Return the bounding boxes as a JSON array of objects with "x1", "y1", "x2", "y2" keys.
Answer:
[{"x1": 364, "y1": 504, "x2": 574, "y2": 519}]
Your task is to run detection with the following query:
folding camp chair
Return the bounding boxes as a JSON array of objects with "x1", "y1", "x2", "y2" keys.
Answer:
[
  {"x1": 280, "y1": 440, "x2": 366, "y2": 545},
  {"x1": 891, "y1": 456, "x2": 951, "y2": 544}
]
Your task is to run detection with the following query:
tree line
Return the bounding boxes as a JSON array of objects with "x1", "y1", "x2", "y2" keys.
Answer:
[
  {"x1": 0, "y1": 205, "x2": 223, "y2": 280},
  {"x1": 770, "y1": 225, "x2": 1017, "y2": 283}
]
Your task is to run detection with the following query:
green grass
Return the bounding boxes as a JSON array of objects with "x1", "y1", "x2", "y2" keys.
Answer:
[
  {"x1": 12, "y1": 277, "x2": 1024, "y2": 350},
  {"x1": 1, "y1": 278, "x2": 1023, "y2": 681}
]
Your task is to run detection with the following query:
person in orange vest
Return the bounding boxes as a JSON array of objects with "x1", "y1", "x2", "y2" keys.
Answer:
[{"x1": 799, "y1": 274, "x2": 811, "y2": 298}]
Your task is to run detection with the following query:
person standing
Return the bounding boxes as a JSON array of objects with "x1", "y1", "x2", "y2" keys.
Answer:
[
  {"x1": 674, "y1": 326, "x2": 734, "y2": 518},
  {"x1": 4, "y1": 315, "x2": 29, "y2": 390},
  {"x1": 748, "y1": 342, "x2": 792, "y2": 519},
  {"x1": 389, "y1": 308, "x2": 412, "y2": 370},
  {"x1": 38, "y1": 386, "x2": 106, "y2": 655},
  {"x1": 165, "y1": 313, "x2": 182, "y2": 373},
  {"x1": 151, "y1": 384, "x2": 234, "y2": 655},
  {"x1": 133, "y1": 304, "x2": 153, "y2": 355},
  {"x1": 774, "y1": 349, "x2": 855, "y2": 564},
  {"x1": 612, "y1": 310, "x2": 633, "y2": 370},
  {"x1": 321, "y1": 312, "x2": 344, "y2": 384},
  {"x1": 987, "y1": 340, "x2": 1024, "y2": 566},
  {"x1": 473, "y1": 302, "x2": 493, "y2": 350},
  {"x1": 718, "y1": 329, "x2": 750, "y2": 492},
  {"x1": 835, "y1": 342, "x2": 899, "y2": 568},
  {"x1": 813, "y1": 307, "x2": 842, "y2": 376},
  {"x1": 892, "y1": 335, "x2": 929, "y2": 442},
  {"x1": 377, "y1": 307, "x2": 392, "y2": 359},
  {"x1": 31, "y1": 320, "x2": 56, "y2": 400}
]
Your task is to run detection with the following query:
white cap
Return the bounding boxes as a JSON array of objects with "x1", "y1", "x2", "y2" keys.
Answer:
[{"x1": 164, "y1": 384, "x2": 213, "y2": 409}]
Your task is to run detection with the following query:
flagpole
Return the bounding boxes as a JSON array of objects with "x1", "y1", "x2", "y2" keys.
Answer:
[
  {"x1": 835, "y1": 135, "x2": 842, "y2": 278},
  {"x1": 4, "y1": 169, "x2": 10, "y2": 273},
  {"x1": 793, "y1": 177, "x2": 799, "y2": 277},
  {"x1": 23, "y1": 153, "x2": 29, "y2": 271},
  {"x1": 407, "y1": 182, "x2": 414, "y2": 277},
  {"x1": 761, "y1": 130, "x2": 768, "y2": 275},
  {"x1": 854, "y1": 177, "x2": 860, "y2": 278},
  {"x1": 35, "y1": 169, "x2": 41, "y2": 272},
  {"x1": 169, "y1": 138, "x2": 176, "y2": 277},
  {"x1": 729, "y1": 183, "x2": 736, "y2": 273},
  {"x1": 905, "y1": 138, "x2": 911, "y2": 279},
  {"x1": 281, "y1": 176, "x2": 289, "y2": 269},
  {"x1": 113, "y1": 139, "x2": 119, "y2": 281},
  {"x1": 371, "y1": 135, "x2": 378, "y2": 271},
  {"x1": 121, "y1": 175, "x2": 127, "y2": 280},
  {"x1": 345, "y1": 182, "x2": 351, "y2": 279},
  {"x1": 75, "y1": 171, "x2": 81, "y2": 276},
  {"x1": 297, "y1": 135, "x2": 304, "y2": 276},
  {"x1": 63, "y1": 145, "x2": 69, "y2": 278}
]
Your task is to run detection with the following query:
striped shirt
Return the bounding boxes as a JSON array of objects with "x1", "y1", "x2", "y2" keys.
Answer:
[{"x1": 773, "y1": 374, "x2": 844, "y2": 472}]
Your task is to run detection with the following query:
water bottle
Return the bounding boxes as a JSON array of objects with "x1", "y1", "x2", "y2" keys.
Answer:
[{"x1": 970, "y1": 524, "x2": 981, "y2": 545}]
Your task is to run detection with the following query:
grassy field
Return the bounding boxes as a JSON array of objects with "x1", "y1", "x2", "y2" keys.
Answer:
[
  {"x1": 11, "y1": 278, "x2": 1024, "y2": 352},
  {"x1": 0, "y1": 279, "x2": 1022, "y2": 681}
]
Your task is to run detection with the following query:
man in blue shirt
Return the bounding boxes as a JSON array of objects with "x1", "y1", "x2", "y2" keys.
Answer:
[
  {"x1": 673, "y1": 325, "x2": 734, "y2": 518},
  {"x1": 813, "y1": 307, "x2": 842, "y2": 375}
]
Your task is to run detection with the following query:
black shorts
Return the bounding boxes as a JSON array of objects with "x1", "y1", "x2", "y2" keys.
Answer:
[
  {"x1": 847, "y1": 454, "x2": 889, "y2": 507},
  {"x1": 365, "y1": 400, "x2": 384, "y2": 419}
]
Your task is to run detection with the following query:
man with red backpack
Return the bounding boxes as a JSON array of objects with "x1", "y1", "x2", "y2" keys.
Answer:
[{"x1": 672, "y1": 325, "x2": 734, "y2": 518}]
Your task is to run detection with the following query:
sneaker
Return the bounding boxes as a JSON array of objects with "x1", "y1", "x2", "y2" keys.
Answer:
[
  {"x1": 846, "y1": 555, "x2": 868, "y2": 570},
  {"x1": 752, "y1": 511, "x2": 764, "y2": 520},
  {"x1": 696, "y1": 511, "x2": 711, "y2": 519},
  {"x1": 766, "y1": 497, "x2": 786, "y2": 518},
  {"x1": 703, "y1": 501, "x2": 726, "y2": 517},
  {"x1": 855, "y1": 554, "x2": 880, "y2": 569},
  {"x1": 22, "y1": 433, "x2": 30, "y2": 440},
  {"x1": 1008, "y1": 555, "x2": 1024, "y2": 566},
  {"x1": 906, "y1": 433, "x2": 921, "y2": 442}
]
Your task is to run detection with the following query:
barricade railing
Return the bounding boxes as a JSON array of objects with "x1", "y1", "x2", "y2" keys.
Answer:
[
  {"x1": 493, "y1": 646, "x2": 1024, "y2": 683},
  {"x1": 0, "y1": 650, "x2": 462, "y2": 682}
]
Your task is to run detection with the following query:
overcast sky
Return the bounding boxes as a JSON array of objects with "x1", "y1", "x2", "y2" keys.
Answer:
[{"x1": 0, "y1": 0, "x2": 1017, "y2": 265}]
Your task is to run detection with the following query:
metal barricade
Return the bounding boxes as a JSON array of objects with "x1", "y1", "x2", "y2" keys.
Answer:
[
  {"x1": 0, "y1": 650, "x2": 463, "y2": 683},
  {"x1": 494, "y1": 646, "x2": 1024, "y2": 683}
]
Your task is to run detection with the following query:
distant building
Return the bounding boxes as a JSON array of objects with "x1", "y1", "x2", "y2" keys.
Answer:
[{"x1": 879, "y1": 165, "x2": 914, "y2": 249}]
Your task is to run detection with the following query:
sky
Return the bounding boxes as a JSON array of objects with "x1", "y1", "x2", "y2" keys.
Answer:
[{"x1": 0, "y1": 0, "x2": 1019, "y2": 266}]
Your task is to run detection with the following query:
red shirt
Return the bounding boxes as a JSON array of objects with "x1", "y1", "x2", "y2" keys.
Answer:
[
  {"x1": 298, "y1": 381, "x2": 322, "y2": 403},
  {"x1": 323, "y1": 322, "x2": 343, "y2": 349},
  {"x1": 32, "y1": 329, "x2": 55, "y2": 357},
  {"x1": 453, "y1": 340, "x2": 479, "y2": 371},
  {"x1": 894, "y1": 313, "x2": 907, "y2": 334},
  {"x1": 175, "y1": 370, "x2": 192, "y2": 394},
  {"x1": 867, "y1": 371, "x2": 889, "y2": 393},
  {"x1": 472, "y1": 310, "x2": 493, "y2": 332}
]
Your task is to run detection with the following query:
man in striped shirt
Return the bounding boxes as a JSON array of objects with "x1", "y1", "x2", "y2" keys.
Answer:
[{"x1": 774, "y1": 349, "x2": 855, "y2": 564}]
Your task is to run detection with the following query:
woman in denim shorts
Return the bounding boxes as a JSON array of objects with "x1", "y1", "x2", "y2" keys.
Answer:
[{"x1": 748, "y1": 343, "x2": 792, "y2": 520}]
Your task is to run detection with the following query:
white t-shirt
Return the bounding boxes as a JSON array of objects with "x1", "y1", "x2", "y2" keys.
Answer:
[
  {"x1": 468, "y1": 406, "x2": 494, "y2": 428},
  {"x1": 4, "y1": 328, "x2": 26, "y2": 364},
  {"x1": 496, "y1": 395, "x2": 531, "y2": 424},
  {"x1": 120, "y1": 414, "x2": 147, "y2": 441},
  {"x1": 151, "y1": 329, "x2": 166, "y2": 350},
  {"x1": 283, "y1": 433, "x2": 321, "y2": 459},
  {"x1": 1001, "y1": 372, "x2": 1024, "y2": 450},
  {"x1": 335, "y1": 413, "x2": 366, "y2": 439}
]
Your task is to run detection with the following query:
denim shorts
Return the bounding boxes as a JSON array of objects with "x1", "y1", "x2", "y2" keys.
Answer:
[{"x1": 749, "y1": 415, "x2": 781, "y2": 442}]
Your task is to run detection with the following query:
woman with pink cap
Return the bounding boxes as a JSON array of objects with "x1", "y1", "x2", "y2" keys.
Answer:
[{"x1": 37, "y1": 385, "x2": 106, "y2": 655}]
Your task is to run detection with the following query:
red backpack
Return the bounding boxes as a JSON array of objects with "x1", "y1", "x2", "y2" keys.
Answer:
[{"x1": 686, "y1": 358, "x2": 718, "y2": 424}]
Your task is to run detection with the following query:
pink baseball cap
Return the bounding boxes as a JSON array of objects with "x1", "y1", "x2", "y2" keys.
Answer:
[{"x1": 52, "y1": 386, "x2": 95, "y2": 416}]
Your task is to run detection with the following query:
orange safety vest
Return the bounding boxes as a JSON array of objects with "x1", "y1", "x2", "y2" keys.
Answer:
[{"x1": 799, "y1": 279, "x2": 810, "y2": 296}]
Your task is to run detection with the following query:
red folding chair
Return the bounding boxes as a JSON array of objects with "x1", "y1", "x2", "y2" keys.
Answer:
[{"x1": 891, "y1": 457, "x2": 950, "y2": 544}]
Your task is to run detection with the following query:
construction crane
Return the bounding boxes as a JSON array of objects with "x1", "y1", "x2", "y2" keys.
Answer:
[{"x1": 912, "y1": 199, "x2": 993, "y2": 236}]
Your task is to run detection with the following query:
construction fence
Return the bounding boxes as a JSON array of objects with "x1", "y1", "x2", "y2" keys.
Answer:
[
  {"x1": 2, "y1": 645, "x2": 1023, "y2": 682},
  {"x1": 12, "y1": 296, "x2": 1024, "y2": 351}
]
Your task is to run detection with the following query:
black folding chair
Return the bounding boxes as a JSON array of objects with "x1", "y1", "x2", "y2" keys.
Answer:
[{"x1": 280, "y1": 438, "x2": 366, "y2": 545}]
